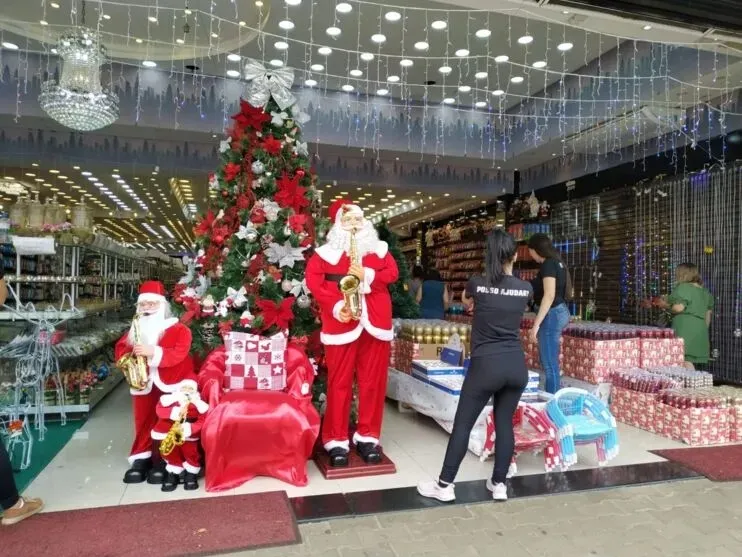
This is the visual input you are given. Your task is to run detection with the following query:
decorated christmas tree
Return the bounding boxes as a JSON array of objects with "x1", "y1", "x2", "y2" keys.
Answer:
[
  {"x1": 171, "y1": 75, "x2": 327, "y2": 357},
  {"x1": 376, "y1": 219, "x2": 419, "y2": 319}
]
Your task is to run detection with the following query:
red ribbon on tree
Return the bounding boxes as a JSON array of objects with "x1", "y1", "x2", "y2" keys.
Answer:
[{"x1": 256, "y1": 297, "x2": 295, "y2": 331}]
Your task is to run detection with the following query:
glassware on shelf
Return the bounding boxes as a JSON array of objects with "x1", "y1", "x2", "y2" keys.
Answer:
[
  {"x1": 9, "y1": 195, "x2": 29, "y2": 228},
  {"x1": 72, "y1": 200, "x2": 93, "y2": 230},
  {"x1": 27, "y1": 192, "x2": 45, "y2": 229}
]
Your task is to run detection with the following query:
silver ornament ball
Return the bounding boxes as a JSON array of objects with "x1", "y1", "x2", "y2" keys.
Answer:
[
  {"x1": 282, "y1": 279, "x2": 294, "y2": 293},
  {"x1": 251, "y1": 161, "x2": 265, "y2": 175},
  {"x1": 245, "y1": 230, "x2": 259, "y2": 243},
  {"x1": 297, "y1": 294, "x2": 311, "y2": 309}
]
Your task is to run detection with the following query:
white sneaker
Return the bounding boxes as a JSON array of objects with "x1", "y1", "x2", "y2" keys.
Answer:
[
  {"x1": 417, "y1": 480, "x2": 455, "y2": 502},
  {"x1": 485, "y1": 478, "x2": 508, "y2": 501},
  {"x1": 507, "y1": 462, "x2": 517, "y2": 479}
]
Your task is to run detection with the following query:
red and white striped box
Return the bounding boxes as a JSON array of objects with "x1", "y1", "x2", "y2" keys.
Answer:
[{"x1": 222, "y1": 331, "x2": 287, "y2": 391}]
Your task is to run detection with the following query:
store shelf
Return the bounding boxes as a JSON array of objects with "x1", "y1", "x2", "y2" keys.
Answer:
[
  {"x1": 31, "y1": 371, "x2": 124, "y2": 417},
  {"x1": 0, "y1": 309, "x2": 86, "y2": 321}
]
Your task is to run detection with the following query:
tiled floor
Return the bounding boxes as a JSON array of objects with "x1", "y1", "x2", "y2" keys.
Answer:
[{"x1": 27, "y1": 382, "x2": 686, "y2": 513}]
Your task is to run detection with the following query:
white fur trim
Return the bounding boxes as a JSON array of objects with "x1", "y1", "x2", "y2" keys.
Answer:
[
  {"x1": 300, "y1": 382, "x2": 310, "y2": 395},
  {"x1": 138, "y1": 293, "x2": 166, "y2": 304},
  {"x1": 165, "y1": 463, "x2": 184, "y2": 474},
  {"x1": 332, "y1": 300, "x2": 346, "y2": 321},
  {"x1": 128, "y1": 451, "x2": 152, "y2": 465},
  {"x1": 183, "y1": 462, "x2": 201, "y2": 474},
  {"x1": 362, "y1": 267, "x2": 375, "y2": 294},
  {"x1": 321, "y1": 324, "x2": 363, "y2": 346},
  {"x1": 359, "y1": 297, "x2": 394, "y2": 341},
  {"x1": 324, "y1": 439, "x2": 350, "y2": 452},
  {"x1": 181, "y1": 422, "x2": 192, "y2": 439},
  {"x1": 151, "y1": 430, "x2": 167, "y2": 440},
  {"x1": 169, "y1": 407, "x2": 181, "y2": 421},
  {"x1": 149, "y1": 346, "x2": 163, "y2": 367},
  {"x1": 353, "y1": 432, "x2": 379, "y2": 446},
  {"x1": 315, "y1": 240, "x2": 389, "y2": 266},
  {"x1": 130, "y1": 381, "x2": 154, "y2": 396}
]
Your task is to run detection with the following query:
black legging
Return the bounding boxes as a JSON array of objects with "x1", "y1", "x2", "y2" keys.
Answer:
[
  {"x1": 0, "y1": 442, "x2": 20, "y2": 510},
  {"x1": 439, "y1": 352, "x2": 528, "y2": 484}
]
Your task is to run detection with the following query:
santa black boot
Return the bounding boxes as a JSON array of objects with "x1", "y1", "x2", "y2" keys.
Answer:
[
  {"x1": 356, "y1": 442, "x2": 382, "y2": 464},
  {"x1": 123, "y1": 459, "x2": 151, "y2": 484},
  {"x1": 183, "y1": 472, "x2": 199, "y2": 491},
  {"x1": 161, "y1": 472, "x2": 180, "y2": 492},
  {"x1": 327, "y1": 447, "x2": 349, "y2": 467},
  {"x1": 147, "y1": 442, "x2": 166, "y2": 484}
]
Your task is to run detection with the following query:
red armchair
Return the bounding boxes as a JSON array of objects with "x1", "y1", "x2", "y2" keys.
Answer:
[{"x1": 197, "y1": 342, "x2": 320, "y2": 491}]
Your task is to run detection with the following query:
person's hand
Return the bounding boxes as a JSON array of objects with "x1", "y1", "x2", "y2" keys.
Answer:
[
  {"x1": 133, "y1": 345, "x2": 155, "y2": 358},
  {"x1": 349, "y1": 264, "x2": 365, "y2": 281},
  {"x1": 337, "y1": 306, "x2": 353, "y2": 323},
  {"x1": 654, "y1": 296, "x2": 670, "y2": 310},
  {"x1": 528, "y1": 326, "x2": 539, "y2": 343}
]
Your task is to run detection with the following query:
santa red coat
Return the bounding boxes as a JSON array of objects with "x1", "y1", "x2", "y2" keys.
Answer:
[
  {"x1": 305, "y1": 241, "x2": 399, "y2": 345},
  {"x1": 152, "y1": 388, "x2": 208, "y2": 442},
  {"x1": 114, "y1": 319, "x2": 196, "y2": 396}
]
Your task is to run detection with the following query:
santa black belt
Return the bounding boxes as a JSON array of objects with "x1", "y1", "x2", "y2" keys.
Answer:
[{"x1": 325, "y1": 274, "x2": 345, "y2": 283}]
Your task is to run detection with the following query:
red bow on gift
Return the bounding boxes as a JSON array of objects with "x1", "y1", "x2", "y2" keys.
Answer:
[{"x1": 256, "y1": 297, "x2": 295, "y2": 330}]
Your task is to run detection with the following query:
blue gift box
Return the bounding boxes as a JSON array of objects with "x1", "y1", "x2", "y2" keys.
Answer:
[
  {"x1": 410, "y1": 359, "x2": 465, "y2": 376},
  {"x1": 440, "y1": 347, "x2": 463, "y2": 366},
  {"x1": 411, "y1": 369, "x2": 465, "y2": 395}
]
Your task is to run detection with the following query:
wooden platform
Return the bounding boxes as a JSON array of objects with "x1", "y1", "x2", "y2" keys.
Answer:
[{"x1": 313, "y1": 444, "x2": 397, "y2": 480}]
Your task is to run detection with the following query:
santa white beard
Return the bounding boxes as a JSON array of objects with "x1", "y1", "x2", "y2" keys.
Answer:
[
  {"x1": 128, "y1": 303, "x2": 170, "y2": 346},
  {"x1": 325, "y1": 218, "x2": 379, "y2": 258}
]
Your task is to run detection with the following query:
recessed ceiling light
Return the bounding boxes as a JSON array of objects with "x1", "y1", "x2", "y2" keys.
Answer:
[
  {"x1": 371, "y1": 33, "x2": 386, "y2": 44},
  {"x1": 40, "y1": 20, "x2": 49, "y2": 26},
  {"x1": 349, "y1": 69, "x2": 363, "y2": 77},
  {"x1": 278, "y1": 20, "x2": 295, "y2": 30},
  {"x1": 510, "y1": 76, "x2": 524, "y2": 83},
  {"x1": 376, "y1": 88, "x2": 389, "y2": 96},
  {"x1": 336, "y1": 2, "x2": 352, "y2": 13},
  {"x1": 135, "y1": 38, "x2": 143, "y2": 44},
  {"x1": 275, "y1": 41, "x2": 289, "y2": 50},
  {"x1": 285, "y1": 0, "x2": 301, "y2": 5},
  {"x1": 455, "y1": 49, "x2": 470, "y2": 57},
  {"x1": 239, "y1": 21, "x2": 247, "y2": 26},
  {"x1": 269, "y1": 59, "x2": 284, "y2": 67},
  {"x1": 414, "y1": 41, "x2": 429, "y2": 51},
  {"x1": 643, "y1": 24, "x2": 653, "y2": 30},
  {"x1": 475, "y1": 29, "x2": 491, "y2": 39},
  {"x1": 532, "y1": 60, "x2": 547, "y2": 68},
  {"x1": 176, "y1": 38, "x2": 185, "y2": 44},
  {"x1": 517, "y1": 35, "x2": 534, "y2": 44},
  {"x1": 81, "y1": 171, "x2": 92, "y2": 176},
  {"x1": 475, "y1": 71, "x2": 488, "y2": 79},
  {"x1": 148, "y1": 16, "x2": 158, "y2": 23},
  {"x1": 142, "y1": 60, "x2": 157, "y2": 68},
  {"x1": 103, "y1": 14, "x2": 111, "y2": 20},
  {"x1": 51, "y1": 48, "x2": 58, "y2": 54},
  {"x1": 227, "y1": 53, "x2": 241, "y2": 62},
  {"x1": 341, "y1": 84, "x2": 354, "y2": 92},
  {"x1": 318, "y1": 46, "x2": 332, "y2": 55},
  {"x1": 226, "y1": 69, "x2": 240, "y2": 78},
  {"x1": 492, "y1": 89, "x2": 505, "y2": 96},
  {"x1": 25, "y1": 173, "x2": 35, "y2": 177},
  {"x1": 386, "y1": 75, "x2": 400, "y2": 83},
  {"x1": 494, "y1": 55, "x2": 509, "y2": 63},
  {"x1": 305, "y1": 79, "x2": 318, "y2": 87},
  {"x1": 438, "y1": 66, "x2": 452, "y2": 74},
  {"x1": 475, "y1": 101, "x2": 487, "y2": 108},
  {"x1": 326, "y1": 26, "x2": 341, "y2": 37},
  {"x1": 431, "y1": 20, "x2": 447, "y2": 30},
  {"x1": 1, "y1": 42, "x2": 19, "y2": 50},
  {"x1": 50, "y1": 2, "x2": 60, "y2": 7},
  {"x1": 562, "y1": 10, "x2": 570, "y2": 14},
  {"x1": 400, "y1": 59, "x2": 413, "y2": 67},
  {"x1": 442, "y1": 98, "x2": 455, "y2": 104},
  {"x1": 49, "y1": 169, "x2": 59, "y2": 174},
  {"x1": 211, "y1": 33, "x2": 219, "y2": 38},
  {"x1": 385, "y1": 11, "x2": 401, "y2": 22},
  {"x1": 458, "y1": 85, "x2": 471, "y2": 93},
  {"x1": 360, "y1": 52, "x2": 374, "y2": 61}
]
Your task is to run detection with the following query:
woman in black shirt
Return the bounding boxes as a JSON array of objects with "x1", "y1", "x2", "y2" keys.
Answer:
[
  {"x1": 417, "y1": 229, "x2": 531, "y2": 503},
  {"x1": 527, "y1": 234, "x2": 571, "y2": 394}
]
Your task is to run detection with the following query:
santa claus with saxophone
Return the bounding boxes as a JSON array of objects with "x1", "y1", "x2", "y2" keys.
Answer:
[{"x1": 305, "y1": 200, "x2": 399, "y2": 467}]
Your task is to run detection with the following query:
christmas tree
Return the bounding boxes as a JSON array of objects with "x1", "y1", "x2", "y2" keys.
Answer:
[
  {"x1": 171, "y1": 92, "x2": 327, "y2": 356},
  {"x1": 376, "y1": 219, "x2": 419, "y2": 319}
]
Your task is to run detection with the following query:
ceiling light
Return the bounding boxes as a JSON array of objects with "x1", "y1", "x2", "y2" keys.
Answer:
[
  {"x1": 211, "y1": 33, "x2": 219, "y2": 38},
  {"x1": 360, "y1": 52, "x2": 374, "y2": 61},
  {"x1": 336, "y1": 2, "x2": 352, "y2": 13},
  {"x1": 494, "y1": 55, "x2": 509, "y2": 63},
  {"x1": 318, "y1": 46, "x2": 332, "y2": 55},
  {"x1": 438, "y1": 66, "x2": 452, "y2": 74},
  {"x1": 562, "y1": 10, "x2": 570, "y2": 14},
  {"x1": 278, "y1": 20, "x2": 295, "y2": 30},
  {"x1": 371, "y1": 33, "x2": 386, "y2": 44},
  {"x1": 135, "y1": 38, "x2": 143, "y2": 44},
  {"x1": 226, "y1": 69, "x2": 240, "y2": 78},
  {"x1": 285, "y1": 0, "x2": 301, "y2": 5},
  {"x1": 458, "y1": 85, "x2": 471, "y2": 93},
  {"x1": 510, "y1": 76, "x2": 524, "y2": 83},
  {"x1": 142, "y1": 60, "x2": 157, "y2": 68},
  {"x1": 40, "y1": 20, "x2": 49, "y2": 26},
  {"x1": 442, "y1": 98, "x2": 455, "y2": 104},
  {"x1": 557, "y1": 42, "x2": 573, "y2": 51},
  {"x1": 492, "y1": 89, "x2": 505, "y2": 96},
  {"x1": 275, "y1": 41, "x2": 289, "y2": 50},
  {"x1": 1, "y1": 42, "x2": 19, "y2": 50},
  {"x1": 475, "y1": 101, "x2": 487, "y2": 108},
  {"x1": 341, "y1": 84, "x2": 354, "y2": 92},
  {"x1": 81, "y1": 171, "x2": 92, "y2": 176},
  {"x1": 25, "y1": 173, "x2": 35, "y2": 177},
  {"x1": 386, "y1": 75, "x2": 400, "y2": 83},
  {"x1": 49, "y1": 169, "x2": 59, "y2": 174},
  {"x1": 176, "y1": 38, "x2": 185, "y2": 45},
  {"x1": 227, "y1": 53, "x2": 241, "y2": 62},
  {"x1": 304, "y1": 78, "x2": 318, "y2": 87},
  {"x1": 643, "y1": 24, "x2": 653, "y2": 30},
  {"x1": 50, "y1": 2, "x2": 60, "y2": 7},
  {"x1": 385, "y1": 11, "x2": 402, "y2": 22},
  {"x1": 239, "y1": 21, "x2": 247, "y2": 26},
  {"x1": 532, "y1": 60, "x2": 547, "y2": 68},
  {"x1": 103, "y1": 14, "x2": 111, "y2": 20},
  {"x1": 350, "y1": 69, "x2": 363, "y2": 77},
  {"x1": 400, "y1": 59, "x2": 413, "y2": 67},
  {"x1": 51, "y1": 48, "x2": 58, "y2": 54},
  {"x1": 475, "y1": 29, "x2": 491, "y2": 39},
  {"x1": 148, "y1": 16, "x2": 158, "y2": 23},
  {"x1": 326, "y1": 26, "x2": 341, "y2": 37},
  {"x1": 414, "y1": 41, "x2": 429, "y2": 51},
  {"x1": 310, "y1": 63, "x2": 325, "y2": 71},
  {"x1": 376, "y1": 88, "x2": 389, "y2": 96},
  {"x1": 455, "y1": 49, "x2": 470, "y2": 57},
  {"x1": 431, "y1": 20, "x2": 447, "y2": 30},
  {"x1": 269, "y1": 59, "x2": 284, "y2": 67},
  {"x1": 475, "y1": 71, "x2": 488, "y2": 79},
  {"x1": 517, "y1": 35, "x2": 534, "y2": 44}
]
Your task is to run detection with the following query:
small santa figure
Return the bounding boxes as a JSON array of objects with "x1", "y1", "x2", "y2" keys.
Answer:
[
  {"x1": 115, "y1": 280, "x2": 195, "y2": 485},
  {"x1": 305, "y1": 200, "x2": 399, "y2": 467},
  {"x1": 153, "y1": 379, "x2": 208, "y2": 492}
]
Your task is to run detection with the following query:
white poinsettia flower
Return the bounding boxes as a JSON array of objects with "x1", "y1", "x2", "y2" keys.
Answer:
[
  {"x1": 219, "y1": 137, "x2": 232, "y2": 153},
  {"x1": 271, "y1": 111, "x2": 289, "y2": 126},
  {"x1": 260, "y1": 199, "x2": 281, "y2": 222},
  {"x1": 293, "y1": 141, "x2": 308, "y2": 157},
  {"x1": 264, "y1": 241, "x2": 308, "y2": 268}
]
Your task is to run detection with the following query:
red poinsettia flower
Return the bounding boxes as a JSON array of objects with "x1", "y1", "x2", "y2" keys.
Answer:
[
  {"x1": 287, "y1": 213, "x2": 308, "y2": 234},
  {"x1": 223, "y1": 162, "x2": 241, "y2": 183},
  {"x1": 231, "y1": 98, "x2": 271, "y2": 130},
  {"x1": 247, "y1": 253, "x2": 266, "y2": 276},
  {"x1": 236, "y1": 193, "x2": 252, "y2": 210},
  {"x1": 274, "y1": 172, "x2": 310, "y2": 212},
  {"x1": 256, "y1": 296, "x2": 295, "y2": 331},
  {"x1": 194, "y1": 210, "x2": 216, "y2": 237},
  {"x1": 250, "y1": 205, "x2": 267, "y2": 224},
  {"x1": 218, "y1": 320, "x2": 234, "y2": 336},
  {"x1": 172, "y1": 283, "x2": 187, "y2": 303},
  {"x1": 261, "y1": 135, "x2": 283, "y2": 156}
]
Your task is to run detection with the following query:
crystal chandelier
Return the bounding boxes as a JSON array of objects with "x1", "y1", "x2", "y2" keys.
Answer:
[{"x1": 39, "y1": 27, "x2": 119, "y2": 131}]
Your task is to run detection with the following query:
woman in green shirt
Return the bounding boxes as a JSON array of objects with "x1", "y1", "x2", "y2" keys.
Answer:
[{"x1": 657, "y1": 263, "x2": 713, "y2": 369}]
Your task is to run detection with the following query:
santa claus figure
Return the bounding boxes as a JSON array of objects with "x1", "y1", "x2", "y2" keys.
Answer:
[
  {"x1": 305, "y1": 200, "x2": 399, "y2": 467},
  {"x1": 115, "y1": 280, "x2": 195, "y2": 484},
  {"x1": 153, "y1": 379, "x2": 208, "y2": 492}
]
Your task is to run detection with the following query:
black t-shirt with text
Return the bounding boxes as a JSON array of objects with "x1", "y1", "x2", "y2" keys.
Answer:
[
  {"x1": 465, "y1": 275, "x2": 533, "y2": 357},
  {"x1": 532, "y1": 258, "x2": 567, "y2": 307}
]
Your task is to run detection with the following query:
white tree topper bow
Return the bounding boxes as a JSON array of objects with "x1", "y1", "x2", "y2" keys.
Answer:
[{"x1": 243, "y1": 58, "x2": 296, "y2": 111}]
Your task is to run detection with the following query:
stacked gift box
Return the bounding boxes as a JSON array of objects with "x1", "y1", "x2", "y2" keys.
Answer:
[{"x1": 393, "y1": 319, "x2": 470, "y2": 374}]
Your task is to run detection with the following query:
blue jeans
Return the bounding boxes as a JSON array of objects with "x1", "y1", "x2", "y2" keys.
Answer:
[{"x1": 538, "y1": 304, "x2": 570, "y2": 394}]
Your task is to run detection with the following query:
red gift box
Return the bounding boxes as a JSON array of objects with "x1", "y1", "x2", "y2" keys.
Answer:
[
  {"x1": 639, "y1": 338, "x2": 685, "y2": 368},
  {"x1": 223, "y1": 331, "x2": 287, "y2": 391},
  {"x1": 729, "y1": 406, "x2": 742, "y2": 442},
  {"x1": 563, "y1": 337, "x2": 639, "y2": 384},
  {"x1": 657, "y1": 403, "x2": 730, "y2": 446}
]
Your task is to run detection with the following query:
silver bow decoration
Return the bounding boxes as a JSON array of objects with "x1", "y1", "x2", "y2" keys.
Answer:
[
  {"x1": 243, "y1": 58, "x2": 296, "y2": 111},
  {"x1": 226, "y1": 286, "x2": 248, "y2": 308}
]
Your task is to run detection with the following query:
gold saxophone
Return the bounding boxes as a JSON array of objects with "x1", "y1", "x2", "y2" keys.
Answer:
[
  {"x1": 339, "y1": 228, "x2": 363, "y2": 320},
  {"x1": 117, "y1": 313, "x2": 150, "y2": 391},
  {"x1": 160, "y1": 403, "x2": 189, "y2": 457}
]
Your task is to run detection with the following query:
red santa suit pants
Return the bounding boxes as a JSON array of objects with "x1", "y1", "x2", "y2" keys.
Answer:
[
  {"x1": 160, "y1": 439, "x2": 201, "y2": 474},
  {"x1": 129, "y1": 388, "x2": 163, "y2": 464},
  {"x1": 322, "y1": 330, "x2": 391, "y2": 449}
]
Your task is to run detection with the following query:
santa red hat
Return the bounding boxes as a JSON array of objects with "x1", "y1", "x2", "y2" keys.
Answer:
[
  {"x1": 138, "y1": 280, "x2": 168, "y2": 304},
  {"x1": 328, "y1": 199, "x2": 363, "y2": 227}
]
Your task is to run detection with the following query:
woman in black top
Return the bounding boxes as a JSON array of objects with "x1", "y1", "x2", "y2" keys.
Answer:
[
  {"x1": 527, "y1": 234, "x2": 571, "y2": 394},
  {"x1": 417, "y1": 229, "x2": 532, "y2": 503}
]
